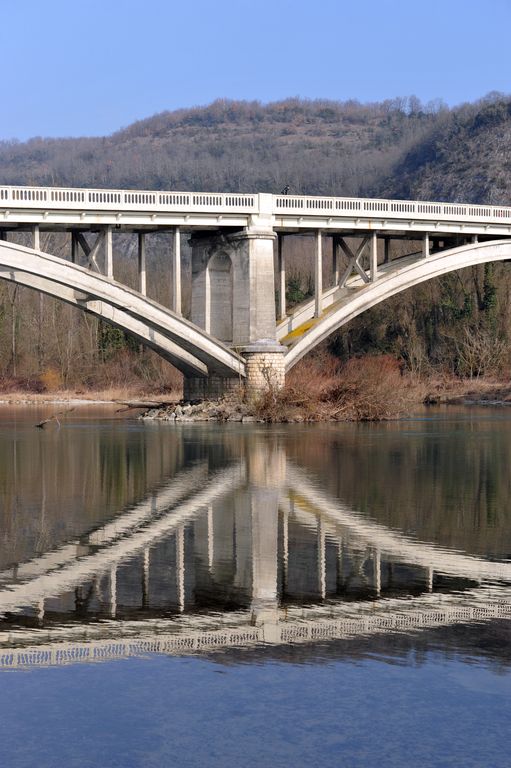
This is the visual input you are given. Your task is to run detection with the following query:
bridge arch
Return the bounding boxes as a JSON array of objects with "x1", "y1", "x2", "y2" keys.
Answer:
[
  {"x1": 285, "y1": 240, "x2": 511, "y2": 371},
  {"x1": 0, "y1": 241, "x2": 245, "y2": 379}
]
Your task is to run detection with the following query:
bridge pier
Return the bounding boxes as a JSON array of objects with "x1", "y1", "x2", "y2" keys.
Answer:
[{"x1": 189, "y1": 227, "x2": 286, "y2": 399}]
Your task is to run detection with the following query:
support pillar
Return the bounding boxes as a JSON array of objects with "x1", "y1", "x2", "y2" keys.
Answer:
[
  {"x1": 370, "y1": 232, "x2": 378, "y2": 282},
  {"x1": 315, "y1": 230, "x2": 323, "y2": 317},
  {"x1": 278, "y1": 234, "x2": 286, "y2": 320},
  {"x1": 243, "y1": 341, "x2": 286, "y2": 399},
  {"x1": 189, "y1": 216, "x2": 286, "y2": 398},
  {"x1": 32, "y1": 225, "x2": 40, "y2": 251},
  {"x1": 422, "y1": 232, "x2": 430, "y2": 259},
  {"x1": 138, "y1": 233, "x2": 147, "y2": 296},
  {"x1": 71, "y1": 231, "x2": 79, "y2": 264},
  {"x1": 332, "y1": 235, "x2": 339, "y2": 286},
  {"x1": 105, "y1": 226, "x2": 113, "y2": 278},
  {"x1": 384, "y1": 237, "x2": 390, "y2": 264},
  {"x1": 172, "y1": 227, "x2": 181, "y2": 315}
]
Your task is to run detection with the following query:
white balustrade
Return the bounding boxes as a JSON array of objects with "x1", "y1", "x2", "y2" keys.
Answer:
[{"x1": 1, "y1": 184, "x2": 511, "y2": 227}]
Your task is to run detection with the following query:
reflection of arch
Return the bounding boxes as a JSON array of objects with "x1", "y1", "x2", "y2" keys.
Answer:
[
  {"x1": 0, "y1": 242, "x2": 245, "y2": 378},
  {"x1": 206, "y1": 251, "x2": 233, "y2": 342},
  {"x1": 284, "y1": 241, "x2": 511, "y2": 370}
]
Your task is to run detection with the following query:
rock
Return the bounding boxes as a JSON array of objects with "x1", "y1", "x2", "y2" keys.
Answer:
[{"x1": 241, "y1": 415, "x2": 256, "y2": 423}]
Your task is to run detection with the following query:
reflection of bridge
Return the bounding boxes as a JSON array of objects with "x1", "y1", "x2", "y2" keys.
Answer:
[
  {"x1": 1, "y1": 585, "x2": 510, "y2": 669},
  {"x1": 1, "y1": 441, "x2": 510, "y2": 668},
  {"x1": 3, "y1": 185, "x2": 511, "y2": 394}
]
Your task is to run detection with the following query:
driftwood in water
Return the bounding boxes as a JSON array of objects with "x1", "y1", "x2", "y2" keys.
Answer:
[
  {"x1": 115, "y1": 400, "x2": 177, "y2": 413},
  {"x1": 35, "y1": 407, "x2": 75, "y2": 429}
]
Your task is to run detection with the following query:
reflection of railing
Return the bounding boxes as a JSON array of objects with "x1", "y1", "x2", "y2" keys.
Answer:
[{"x1": 1, "y1": 584, "x2": 510, "y2": 669}]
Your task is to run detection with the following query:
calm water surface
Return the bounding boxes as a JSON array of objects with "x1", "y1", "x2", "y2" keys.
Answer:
[{"x1": 0, "y1": 405, "x2": 510, "y2": 767}]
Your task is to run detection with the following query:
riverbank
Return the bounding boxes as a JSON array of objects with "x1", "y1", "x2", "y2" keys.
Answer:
[
  {"x1": 2, "y1": 361, "x2": 511, "y2": 421},
  {"x1": 141, "y1": 363, "x2": 511, "y2": 424}
]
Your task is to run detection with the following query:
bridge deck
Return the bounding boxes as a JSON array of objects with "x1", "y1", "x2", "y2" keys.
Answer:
[{"x1": 3, "y1": 185, "x2": 511, "y2": 236}]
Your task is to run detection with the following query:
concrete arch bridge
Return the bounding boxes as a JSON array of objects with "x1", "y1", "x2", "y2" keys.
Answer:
[{"x1": 2, "y1": 184, "x2": 511, "y2": 394}]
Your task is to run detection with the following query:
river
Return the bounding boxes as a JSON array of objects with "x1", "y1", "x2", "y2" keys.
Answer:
[{"x1": 0, "y1": 405, "x2": 510, "y2": 767}]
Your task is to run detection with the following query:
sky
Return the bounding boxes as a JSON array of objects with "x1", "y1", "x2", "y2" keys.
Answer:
[{"x1": 2, "y1": 0, "x2": 511, "y2": 141}]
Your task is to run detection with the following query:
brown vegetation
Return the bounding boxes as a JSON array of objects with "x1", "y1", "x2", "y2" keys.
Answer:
[{"x1": 254, "y1": 353, "x2": 425, "y2": 422}]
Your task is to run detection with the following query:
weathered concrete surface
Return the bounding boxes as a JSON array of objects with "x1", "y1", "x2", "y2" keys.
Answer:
[{"x1": 191, "y1": 228, "x2": 277, "y2": 346}]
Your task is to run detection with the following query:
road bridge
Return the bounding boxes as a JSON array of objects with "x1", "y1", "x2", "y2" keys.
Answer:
[{"x1": 3, "y1": 184, "x2": 511, "y2": 393}]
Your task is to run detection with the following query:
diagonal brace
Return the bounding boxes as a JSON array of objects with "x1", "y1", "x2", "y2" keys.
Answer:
[
  {"x1": 76, "y1": 232, "x2": 104, "y2": 273},
  {"x1": 338, "y1": 237, "x2": 371, "y2": 287}
]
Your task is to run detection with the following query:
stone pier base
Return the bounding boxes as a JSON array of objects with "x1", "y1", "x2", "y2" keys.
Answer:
[
  {"x1": 243, "y1": 340, "x2": 286, "y2": 400},
  {"x1": 183, "y1": 341, "x2": 286, "y2": 402},
  {"x1": 183, "y1": 375, "x2": 242, "y2": 402}
]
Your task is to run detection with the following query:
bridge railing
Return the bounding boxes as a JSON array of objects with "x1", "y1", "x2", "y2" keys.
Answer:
[
  {"x1": 2, "y1": 184, "x2": 511, "y2": 225},
  {"x1": 273, "y1": 194, "x2": 511, "y2": 223},
  {"x1": 0, "y1": 185, "x2": 258, "y2": 213}
]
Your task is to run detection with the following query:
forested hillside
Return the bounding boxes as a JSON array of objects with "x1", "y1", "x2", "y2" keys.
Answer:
[{"x1": 1, "y1": 93, "x2": 511, "y2": 393}]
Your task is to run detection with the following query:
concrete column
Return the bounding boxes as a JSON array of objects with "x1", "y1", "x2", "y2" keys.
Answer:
[
  {"x1": 332, "y1": 236, "x2": 339, "y2": 286},
  {"x1": 138, "y1": 233, "x2": 147, "y2": 296},
  {"x1": 173, "y1": 227, "x2": 182, "y2": 315},
  {"x1": 191, "y1": 229, "x2": 277, "y2": 345},
  {"x1": 471, "y1": 235, "x2": 479, "y2": 244},
  {"x1": 422, "y1": 232, "x2": 430, "y2": 259},
  {"x1": 71, "y1": 231, "x2": 79, "y2": 264},
  {"x1": 32, "y1": 225, "x2": 40, "y2": 251},
  {"x1": 370, "y1": 232, "x2": 378, "y2": 282},
  {"x1": 384, "y1": 237, "x2": 390, "y2": 264},
  {"x1": 315, "y1": 230, "x2": 323, "y2": 318},
  {"x1": 278, "y1": 234, "x2": 286, "y2": 320},
  {"x1": 105, "y1": 226, "x2": 113, "y2": 278}
]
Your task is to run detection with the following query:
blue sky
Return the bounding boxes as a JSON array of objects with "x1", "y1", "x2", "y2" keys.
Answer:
[{"x1": 3, "y1": 0, "x2": 511, "y2": 141}]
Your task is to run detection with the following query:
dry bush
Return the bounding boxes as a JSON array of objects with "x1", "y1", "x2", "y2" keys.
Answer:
[
  {"x1": 255, "y1": 352, "x2": 424, "y2": 422},
  {"x1": 321, "y1": 355, "x2": 424, "y2": 420}
]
